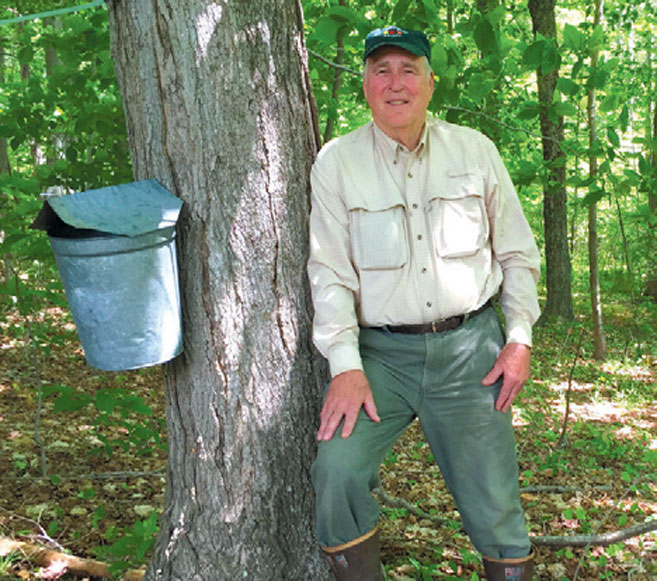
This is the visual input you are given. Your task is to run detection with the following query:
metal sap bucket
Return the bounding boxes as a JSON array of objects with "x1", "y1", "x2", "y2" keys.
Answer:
[{"x1": 32, "y1": 180, "x2": 183, "y2": 371}]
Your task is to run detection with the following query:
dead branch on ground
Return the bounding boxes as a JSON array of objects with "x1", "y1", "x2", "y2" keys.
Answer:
[{"x1": 0, "y1": 537, "x2": 145, "y2": 580}]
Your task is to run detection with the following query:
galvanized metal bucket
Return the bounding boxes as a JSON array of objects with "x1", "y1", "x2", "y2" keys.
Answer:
[
  {"x1": 49, "y1": 227, "x2": 182, "y2": 371},
  {"x1": 33, "y1": 179, "x2": 184, "y2": 371}
]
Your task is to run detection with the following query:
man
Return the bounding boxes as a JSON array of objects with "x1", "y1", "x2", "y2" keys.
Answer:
[{"x1": 308, "y1": 26, "x2": 539, "y2": 581}]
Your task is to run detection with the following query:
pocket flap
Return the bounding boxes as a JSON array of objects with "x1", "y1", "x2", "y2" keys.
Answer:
[{"x1": 349, "y1": 206, "x2": 408, "y2": 270}]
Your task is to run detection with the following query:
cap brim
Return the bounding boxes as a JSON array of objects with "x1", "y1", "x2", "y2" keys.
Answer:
[{"x1": 364, "y1": 40, "x2": 428, "y2": 61}]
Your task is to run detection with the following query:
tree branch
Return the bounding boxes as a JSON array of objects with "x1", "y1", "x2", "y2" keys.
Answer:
[
  {"x1": 520, "y1": 485, "x2": 612, "y2": 494},
  {"x1": 531, "y1": 519, "x2": 657, "y2": 547},
  {"x1": 307, "y1": 49, "x2": 361, "y2": 76},
  {"x1": 1, "y1": 468, "x2": 165, "y2": 482},
  {"x1": 375, "y1": 487, "x2": 657, "y2": 548},
  {"x1": 557, "y1": 326, "x2": 586, "y2": 448},
  {"x1": 0, "y1": 537, "x2": 145, "y2": 580},
  {"x1": 373, "y1": 487, "x2": 453, "y2": 528}
]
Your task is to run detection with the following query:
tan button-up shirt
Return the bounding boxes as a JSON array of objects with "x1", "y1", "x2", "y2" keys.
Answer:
[{"x1": 308, "y1": 118, "x2": 541, "y2": 377}]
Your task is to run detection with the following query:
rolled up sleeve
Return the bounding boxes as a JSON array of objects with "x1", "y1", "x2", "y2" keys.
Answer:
[
  {"x1": 484, "y1": 140, "x2": 541, "y2": 347},
  {"x1": 307, "y1": 153, "x2": 363, "y2": 377}
]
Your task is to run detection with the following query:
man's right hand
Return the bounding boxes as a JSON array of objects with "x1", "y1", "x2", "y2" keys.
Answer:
[{"x1": 317, "y1": 369, "x2": 380, "y2": 441}]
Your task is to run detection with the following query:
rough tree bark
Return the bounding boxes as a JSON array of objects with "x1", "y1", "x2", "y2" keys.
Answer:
[
  {"x1": 108, "y1": 1, "x2": 330, "y2": 579},
  {"x1": 528, "y1": 0, "x2": 574, "y2": 321},
  {"x1": 586, "y1": 0, "x2": 607, "y2": 359}
]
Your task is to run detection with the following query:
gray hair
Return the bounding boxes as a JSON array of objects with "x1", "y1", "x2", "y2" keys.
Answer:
[{"x1": 363, "y1": 55, "x2": 433, "y2": 80}]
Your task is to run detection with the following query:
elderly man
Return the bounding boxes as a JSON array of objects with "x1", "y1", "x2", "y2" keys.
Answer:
[{"x1": 308, "y1": 26, "x2": 539, "y2": 581}]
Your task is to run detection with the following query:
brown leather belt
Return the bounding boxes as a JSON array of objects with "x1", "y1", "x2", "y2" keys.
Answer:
[{"x1": 379, "y1": 300, "x2": 493, "y2": 335}]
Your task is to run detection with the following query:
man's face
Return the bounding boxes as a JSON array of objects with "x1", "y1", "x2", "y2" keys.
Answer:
[{"x1": 363, "y1": 47, "x2": 434, "y2": 140}]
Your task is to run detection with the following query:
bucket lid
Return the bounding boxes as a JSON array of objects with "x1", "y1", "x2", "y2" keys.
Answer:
[{"x1": 32, "y1": 179, "x2": 182, "y2": 237}]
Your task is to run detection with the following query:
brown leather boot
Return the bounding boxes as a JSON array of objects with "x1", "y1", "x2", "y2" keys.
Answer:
[
  {"x1": 323, "y1": 528, "x2": 384, "y2": 580},
  {"x1": 482, "y1": 550, "x2": 535, "y2": 581}
]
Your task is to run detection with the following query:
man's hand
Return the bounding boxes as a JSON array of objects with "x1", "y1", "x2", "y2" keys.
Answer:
[
  {"x1": 317, "y1": 369, "x2": 380, "y2": 441},
  {"x1": 481, "y1": 343, "x2": 531, "y2": 413}
]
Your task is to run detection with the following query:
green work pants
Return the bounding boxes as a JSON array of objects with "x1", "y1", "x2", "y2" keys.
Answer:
[{"x1": 311, "y1": 307, "x2": 531, "y2": 559}]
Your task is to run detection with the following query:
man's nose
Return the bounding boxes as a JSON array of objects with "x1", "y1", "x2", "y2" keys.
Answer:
[{"x1": 388, "y1": 71, "x2": 403, "y2": 90}]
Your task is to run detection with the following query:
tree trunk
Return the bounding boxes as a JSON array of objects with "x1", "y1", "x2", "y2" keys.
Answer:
[
  {"x1": 587, "y1": 0, "x2": 606, "y2": 359},
  {"x1": 322, "y1": 0, "x2": 345, "y2": 144},
  {"x1": 446, "y1": 0, "x2": 454, "y2": 34},
  {"x1": 17, "y1": 23, "x2": 44, "y2": 168},
  {"x1": 0, "y1": 37, "x2": 11, "y2": 175},
  {"x1": 650, "y1": 91, "x2": 657, "y2": 214},
  {"x1": 44, "y1": 17, "x2": 65, "y2": 167},
  {"x1": 528, "y1": 0, "x2": 574, "y2": 321},
  {"x1": 108, "y1": 1, "x2": 329, "y2": 579}
]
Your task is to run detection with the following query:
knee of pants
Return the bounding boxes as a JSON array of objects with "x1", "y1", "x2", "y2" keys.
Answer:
[{"x1": 311, "y1": 438, "x2": 381, "y2": 498}]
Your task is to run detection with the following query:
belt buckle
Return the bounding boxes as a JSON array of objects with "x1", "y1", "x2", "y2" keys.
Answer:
[{"x1": 431, "y1": 320, "x2": 438, "y2": 333}]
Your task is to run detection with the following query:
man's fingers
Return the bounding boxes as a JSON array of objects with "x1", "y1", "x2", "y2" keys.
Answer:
[
  {"x1": 495, "y1": 379, "x2": 520, "y2": 412},
  {"x1": 340, "y1": 410, "x2": 359, "y2": 439},
  {"x1": 318, "y1": 410, "x2": 342, "y2": 441},
  {"x1": 495, "y1": 387, "x2": 510, "y2": 412},
  {"x1": 316, "y1": 370, "x2": 376, "y2": 441},
  {"x1": 481, "y1": 364, "x2": 501, "y2": 386},
  {"x1": 363, "y1": 393, "x2": 380, "y2": 423}
]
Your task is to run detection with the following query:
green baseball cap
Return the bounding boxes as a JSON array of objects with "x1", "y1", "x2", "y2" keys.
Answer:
[{"x1": 364, "y1": 26, "x2": 431, "y2": 61}]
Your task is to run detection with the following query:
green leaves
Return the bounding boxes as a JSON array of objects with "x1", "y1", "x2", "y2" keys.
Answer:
[
  {"x1": 523, "y1": 36, "x2": 560, "y2": 75},
  {"x1": 563, "y1": 23, "x2": 605, "y2": 57},
  {"x1": 421, "y1": 0, "x2": 439, "y2": 23},
  {"x1": 431, "y1": 44, "x2": 447, "y2": 71},
  {"x1": 473, "y1": 17, "x2": 497, "y2": 56},
  {"x1": 467, "y1": 73, "x2": 494, "y2": 103},
  {"x1": 95, "y1": 510, "x2": 159, "y2": 575},
  {"x1": 391, "y1": 0, "x2": 412, "y2": 23},
  {"x1": 563, "y1": 24, "x2": 587, "y2": 54},
  {"x1": 557, "y1": 77, "x2": 580, "y2": 97},
  {"x1": 599, "y1": 93, "x2": 621, "y2": 113}
]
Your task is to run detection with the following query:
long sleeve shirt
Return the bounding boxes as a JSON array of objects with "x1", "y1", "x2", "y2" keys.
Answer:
[{"x1": 308, "y1": 118, "x2": 541, "y2": 378}]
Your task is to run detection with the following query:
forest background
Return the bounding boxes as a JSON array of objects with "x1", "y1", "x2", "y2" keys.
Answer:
[{"x1": 0, "y1": 0, "x2": 655, "y2": 579}]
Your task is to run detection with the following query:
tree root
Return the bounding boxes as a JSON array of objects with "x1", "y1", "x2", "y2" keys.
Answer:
[{"x1": 0, "y1": 537, "x2": 145, "y2": 580}]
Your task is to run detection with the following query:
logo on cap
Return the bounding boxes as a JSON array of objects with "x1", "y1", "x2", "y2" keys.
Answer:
[{"x1": 364, "y1": 26, "x2": 431, "y2": 61}]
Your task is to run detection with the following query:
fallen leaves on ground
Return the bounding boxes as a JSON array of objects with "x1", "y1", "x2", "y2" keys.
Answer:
[{"x1": 1, "y1": 302, "x2": 656, "y2": 580}]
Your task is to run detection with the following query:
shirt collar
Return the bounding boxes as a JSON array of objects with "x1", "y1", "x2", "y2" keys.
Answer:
[{"x1": 372, "y1": 120, "x2": 428, "y2": 161}]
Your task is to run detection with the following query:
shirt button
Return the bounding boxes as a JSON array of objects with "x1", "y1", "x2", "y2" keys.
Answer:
[
  {"x1": 408, "y1": 172, "x2": 413, "y2": 178},
  {"x1": 417, "y1": 234, "x2": 423, "y2": 240},
  {"x1": 412, "y1": 203, "x2": 418, "y2": 209},
  {"x1": 421, "y1": 267, "x2": 427, "y2": 273},
  {"x1": 426, "y1": 302, "x2": 432, "y2": 308}
]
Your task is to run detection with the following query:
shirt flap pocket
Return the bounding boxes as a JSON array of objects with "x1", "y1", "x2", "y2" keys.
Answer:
[
  {"x1": 349, "y1": 205, "x2": 408, "y2": 270},
  {"x1": 428, "y1": 172, "x2": 489, "y2": 258},
  {"x1": 442, "y1": 170, "x2": 485, "y2": 199}
]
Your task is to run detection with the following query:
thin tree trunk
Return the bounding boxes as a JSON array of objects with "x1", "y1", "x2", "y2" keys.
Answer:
[
  {"x1": 528, "y1": 0, "x2": 574, "y2": 321},
  {"x1": 17, "y1": 23, "x2": 44, "y2": 168},
  {"x1": 615, "y1": 196, "x2": 634, "y2": 301},
  {"x1": 644, "y1": 44, "x2": 657, "y2": 298},
  {"x1": 650, "y1": 93, "x2": 657, "y2": 214},
  {"x1": 587, "y1": 0, "x2": 606, "y2": 360},
  {"x1": 108, "y1": 1, "x2": 328, "y2": 579},
  {"x1": 0, "y1": 38, "x2": 10, "y2": 175},
  {"x1": 44, "y1": 17, "x2": 65, "y2": 166},
  {"x1": 446, "y1": 0, "x2": 454, "y2": 34},
  {"x1": 322, "y1": 0, "x2": 345, "y2": 144}
]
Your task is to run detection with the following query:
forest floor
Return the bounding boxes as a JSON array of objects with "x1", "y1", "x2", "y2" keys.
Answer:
[{"x1": 0, "y1": 299, "x2": 656, "y2": 580}]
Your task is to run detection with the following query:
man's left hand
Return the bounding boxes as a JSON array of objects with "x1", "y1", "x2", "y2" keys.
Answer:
[{"x1": 481, "y1": 343, "x2": 531, "y2": 413}]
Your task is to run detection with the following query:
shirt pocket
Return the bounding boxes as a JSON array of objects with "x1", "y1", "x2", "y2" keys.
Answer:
[
  {"x1": 349, "y1": 205, "x2": 409, "y2": 270},
  {"x1": 428, "y1": 172, "x2": 489, "y2": 258}
]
